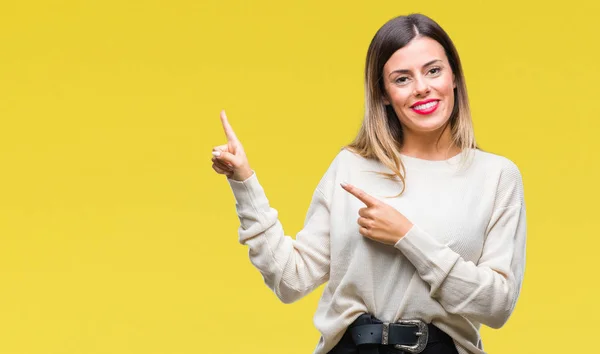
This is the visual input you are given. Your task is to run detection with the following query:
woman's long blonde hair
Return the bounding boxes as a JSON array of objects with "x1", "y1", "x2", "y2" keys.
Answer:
[{"x1": 345, "y1": 13, "x2": 478, "y2": 197}]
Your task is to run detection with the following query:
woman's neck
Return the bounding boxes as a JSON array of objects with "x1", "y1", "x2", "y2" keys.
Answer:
[{"x1": 399, "y1": 124, "x2": 461, "y2": 161}]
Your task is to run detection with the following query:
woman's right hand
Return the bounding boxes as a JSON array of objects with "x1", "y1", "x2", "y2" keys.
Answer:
[{"x1": 211, "y1": 110, "x2": 253, "y2": 182}]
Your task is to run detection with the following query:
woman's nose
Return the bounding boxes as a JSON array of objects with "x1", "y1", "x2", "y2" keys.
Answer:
[{"x1": 413, "y1": 77, "x2": 431, "y2": 96}]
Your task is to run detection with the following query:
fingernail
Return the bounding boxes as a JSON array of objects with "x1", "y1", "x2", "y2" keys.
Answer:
[
  {"x1": 340, "y1": 181, "x2": 348, "y2": 188},
  {"x1": 212, "y1": 151, "x2": 221, "y2": 157}
]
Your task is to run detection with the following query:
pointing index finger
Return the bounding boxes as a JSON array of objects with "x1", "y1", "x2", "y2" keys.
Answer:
[
  {"x1": 341, "y1": 182, "x2": 378, "y2": 207},
  {"x1": 220, "y1": 110, "x2": 238, "y2": 142}
]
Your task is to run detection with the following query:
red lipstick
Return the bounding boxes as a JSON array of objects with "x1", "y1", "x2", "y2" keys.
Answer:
[{"x1": 410, "y1": 99, "x2": 440, "y2": 115}]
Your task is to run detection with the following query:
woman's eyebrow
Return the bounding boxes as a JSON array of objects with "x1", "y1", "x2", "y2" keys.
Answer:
[{"x1": 388, "y1": 59, "x2": 443, "y2": 77}]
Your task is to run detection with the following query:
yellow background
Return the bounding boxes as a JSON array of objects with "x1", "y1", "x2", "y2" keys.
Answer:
[{"x1": 1, "y1": 1, "x2": 598, "y2": 353}]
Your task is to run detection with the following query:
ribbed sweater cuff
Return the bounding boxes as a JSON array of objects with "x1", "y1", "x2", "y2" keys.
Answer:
[
  {"x1": 225, "y1": 171, "x2": 271, "y2": 235},
  {"x1": 226, "y1": 170, "x2": 260, "y2": 204},
  {"x1": 394, "y1": 224, "x2": 460, "y2": 294}
]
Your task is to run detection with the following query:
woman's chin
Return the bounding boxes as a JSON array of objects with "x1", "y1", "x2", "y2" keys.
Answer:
[
  {"x1": 397, "y1": 109, "x2": 451, "y2": 133},
  {"x1": 404, "y1": 119, "x2": 449, "y2": 133}
]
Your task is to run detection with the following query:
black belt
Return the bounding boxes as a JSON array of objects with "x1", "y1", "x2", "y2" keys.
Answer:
[{"x1": 328, "y1": 314, "x2": 453, "y2": 354}]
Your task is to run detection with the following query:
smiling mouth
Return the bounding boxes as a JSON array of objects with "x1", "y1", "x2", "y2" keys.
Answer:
[{"x1": 411, "y1": 100, "x2": 439, "y2": 115}]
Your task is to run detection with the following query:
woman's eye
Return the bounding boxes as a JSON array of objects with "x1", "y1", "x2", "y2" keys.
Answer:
[
  {"x1": 395, "y1": 77, "x2": 409, "y2": 84},
  {"x1": 429, "y1": 67, "x2": 441, "y2": 75}
]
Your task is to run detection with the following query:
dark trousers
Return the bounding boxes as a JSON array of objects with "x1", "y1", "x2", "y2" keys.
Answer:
[{"x1": 327, "y1": 314, "x2": 459, "y2": 354}]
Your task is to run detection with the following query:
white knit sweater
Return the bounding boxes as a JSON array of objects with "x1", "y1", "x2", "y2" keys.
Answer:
[{"x1": 226, "y1": 148, "x2": 526, "y2": 354}]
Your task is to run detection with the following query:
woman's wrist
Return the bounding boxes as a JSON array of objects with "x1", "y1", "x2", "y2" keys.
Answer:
[{"x1": 231, "y1": 168, "x2": 253, "y2": 182}]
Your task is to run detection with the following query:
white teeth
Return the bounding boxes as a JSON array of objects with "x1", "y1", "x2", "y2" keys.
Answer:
[{"x1": 413, "y1": 101, "x2": 438, "y2": 110}]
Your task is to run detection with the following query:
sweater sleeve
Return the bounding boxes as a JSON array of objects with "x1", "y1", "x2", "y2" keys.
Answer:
[
  {"x1": 226, "y1": 157, "x2": 338, "y2": 304},
  {"x1": 393, "y1": 161, "x2": 527, "y2": 328}
]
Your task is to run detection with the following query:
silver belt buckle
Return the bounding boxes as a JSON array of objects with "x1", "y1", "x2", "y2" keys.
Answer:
[{"x1": 382, "y1": 319, "x2": 428, "y2": 353}]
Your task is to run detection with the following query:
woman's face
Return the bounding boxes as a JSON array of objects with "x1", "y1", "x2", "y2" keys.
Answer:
[{"x1": 382, "y1": 36, "x2": 456, "y2": 135}]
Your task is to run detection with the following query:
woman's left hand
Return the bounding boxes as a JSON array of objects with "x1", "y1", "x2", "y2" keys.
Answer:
[{"x1": 341, "y1": 182, "x2": 413, "y2": 245}]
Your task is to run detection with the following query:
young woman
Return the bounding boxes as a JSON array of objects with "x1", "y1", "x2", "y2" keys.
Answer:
[{"x1": 211, "y1": 13, "x2": 526, "y2": 354}]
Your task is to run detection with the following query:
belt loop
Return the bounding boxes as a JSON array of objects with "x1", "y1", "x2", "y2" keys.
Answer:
[{"x1": 382, "y1": 322, "x2": 389, "y2": 345}]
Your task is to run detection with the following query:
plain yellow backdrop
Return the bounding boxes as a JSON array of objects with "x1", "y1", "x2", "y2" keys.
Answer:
[{"x1": 1, "y1": 1, "x2": 599, "y2": 353}]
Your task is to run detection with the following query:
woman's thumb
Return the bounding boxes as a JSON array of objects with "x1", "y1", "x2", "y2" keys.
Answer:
[{"x1": 212, "y1": 150, "x2": 237, "y2": 166}]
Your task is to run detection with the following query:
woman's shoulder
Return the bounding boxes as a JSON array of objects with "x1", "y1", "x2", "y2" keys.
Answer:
[
  {"x1": 337, "y1": 146, "x2": 364, "y2": 160},
  {"x1": 471, "y1": 148, "x2": 522, "y2": 175},
  {"x1": 471, "y1": 149, "x2": 525, "y2": 202},
  {"x1": 312, "y1": 147, "x2": 363, "y2": 197},
  {"x1": 317, "y1": 147, "x2": 372, "y2": 182},
  {"x1": 330, "y1": 146, "x2": 371, "y2": 167}
]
